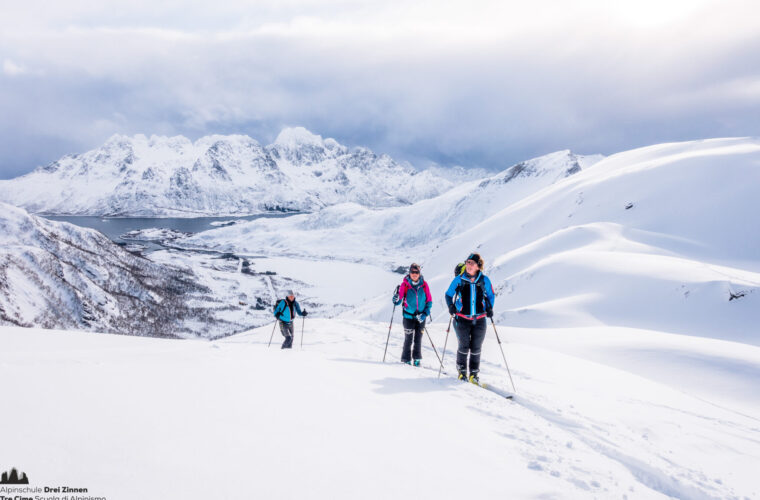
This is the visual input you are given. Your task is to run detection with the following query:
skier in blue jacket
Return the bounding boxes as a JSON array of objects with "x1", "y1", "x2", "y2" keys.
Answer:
[
  {"x1": 392, "y1": 263, "x2": 433, "y2": 365},
  {"x1": 273, "y1": 290, "x2": 308, "y2": 349},
  {"x1": 444, "y1": 253, "x2": 495, "y2": 384}
]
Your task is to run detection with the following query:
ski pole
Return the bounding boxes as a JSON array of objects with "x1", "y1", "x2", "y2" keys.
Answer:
[
  {"x1": 267, "y1": 320, "x2": 278, "y2": 348},
  {"x1": 438, "y1": 315, "x2": 453, "y2": 379},
  {"x1": 489, "y1": 318, "x2": 516, "y2": 392},
  {"x1": 382, "y1": 303, "x2": 397, "y2": 362},
  {"x1": 300, "y1": 316, "x2": 305, "y2": 348},
  {"x1": 482, "y1": 289, "x2": 516, "y2": 392},
  {"x1": 423, "y1": 326, "x2": 444, "y2": 371}
]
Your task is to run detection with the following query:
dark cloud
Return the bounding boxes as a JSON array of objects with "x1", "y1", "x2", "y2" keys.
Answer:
[{"x1": 1, "y1": 1, "x2": 759, "y2": 179}]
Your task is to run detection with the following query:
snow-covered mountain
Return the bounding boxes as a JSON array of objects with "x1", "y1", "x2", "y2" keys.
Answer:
[
  {"x1": 174, "y1": 138, "x2": 760, "y2": 344},
  {"x1": 0, "y1": 202, "x2": 236, "y2": 337},
  {"x1": 0, "y1": 127, "x2": 452, "y2": 216},
  {"x1": 177, "y1": 149, "x2": 601, "y2": 261},
  {"x1": 420, "y1": 137, "x2": 760, "y2": 343}
]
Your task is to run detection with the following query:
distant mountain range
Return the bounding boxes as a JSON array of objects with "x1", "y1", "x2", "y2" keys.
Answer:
[{"x1": 0, "y1": 127, "x2": 453, "y2": 217}]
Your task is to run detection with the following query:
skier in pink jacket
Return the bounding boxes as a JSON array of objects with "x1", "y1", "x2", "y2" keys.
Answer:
[{"x1": 392, "y1": 263, "x2": 433, "y2": 365}]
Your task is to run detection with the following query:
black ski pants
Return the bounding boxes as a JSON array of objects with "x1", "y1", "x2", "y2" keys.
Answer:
[
  {"x1": 454, "y1": 317, "x2": 487, "y2": 375},
  {"x1": 280, "y1": 320, "x2": 294, "y2": 349},
  {"x1": 401, "y1": 317, "x2": 424, "y2": 362}
]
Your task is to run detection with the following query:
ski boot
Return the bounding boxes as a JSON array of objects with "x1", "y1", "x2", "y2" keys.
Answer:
[
  {"x1": 413, "y1": 359, "x2": 421, "y2": 367},
  {"x1": 468, "y1": 373, "x2": 480, "y2": 386},
  {"x1": 402, "y1": 360, "x2": 411, "y2": 365},
  {"x1": 457, "y1": 370, "x2": 468, "y2": 381}
]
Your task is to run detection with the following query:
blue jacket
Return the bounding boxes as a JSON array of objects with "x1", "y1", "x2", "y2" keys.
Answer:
[
  {"x1": 393, "y1": 275, "x2": 433, "y2": 320},
  {"x1": 445, "y1": 272, "x2": 495, "y2": 320},
  {"x1": 273, "y1": 298, "x2": 304, "y2": 323}
]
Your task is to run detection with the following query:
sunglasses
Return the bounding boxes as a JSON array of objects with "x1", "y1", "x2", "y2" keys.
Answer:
[
  {"x1": 410, "y1": 270, "x2": 420, "y2": 275},
  {"x1": 465, "y1": 260, "x2": 477, "y2": 265}
]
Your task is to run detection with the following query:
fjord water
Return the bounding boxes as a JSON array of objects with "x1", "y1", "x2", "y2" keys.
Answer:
[{"x1": 42, "y1": 213, "x2": 295, "y2": 247}]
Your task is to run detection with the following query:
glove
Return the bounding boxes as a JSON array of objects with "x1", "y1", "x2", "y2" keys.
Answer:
[
  {"x1": 392, "y1": 285, "x2": 400, "y2": 303},
  {"x1": 486, "y1": 307, "x2": 493, "y2": 318},
  {"x1": 302, "y1": 310, "x2": 308, "y2": 317},
  {"x1": 448, "y1": 303, "x2": 457, "y2": 315},
  {"x1": 417, "y1": 314, "x2": 426, "y2": 323}
]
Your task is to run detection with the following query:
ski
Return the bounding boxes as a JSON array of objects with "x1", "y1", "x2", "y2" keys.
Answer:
[
  {"x1": 471, "y1": 380, "x2": 514, "y2": 399},
  {"x1": 404, "y1": 359, "x2": 515, "y2": 400}
]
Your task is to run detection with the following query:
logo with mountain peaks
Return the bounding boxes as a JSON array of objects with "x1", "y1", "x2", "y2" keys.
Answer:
[{"x1": 0, "y1": 468, "x2": 29, "y2": 484}]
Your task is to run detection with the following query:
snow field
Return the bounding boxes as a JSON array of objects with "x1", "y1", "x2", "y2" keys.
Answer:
[{"x1": 3, "y1": 320, "x2": 759, "y2": 499}]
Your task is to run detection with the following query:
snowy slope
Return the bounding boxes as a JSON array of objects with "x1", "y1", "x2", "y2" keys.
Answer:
[
  {"x1": 2, "y1": 321, "x2": 758, "y2": 500},
  {"x1": 0, "y1": 202, "x2": 244, "y2": 337},
  {"x1": 175, "y1": 138, "x2": 760, "y2": 344},
  {"x1": 0, "y1": 127, "x2": 452, "y2": 216},
  {"x1": 420, "y1": 138, "x2": 760, "y2": 343},
  {"x1": 176, "y1": 149, "x2": 599, "y2": 263}
]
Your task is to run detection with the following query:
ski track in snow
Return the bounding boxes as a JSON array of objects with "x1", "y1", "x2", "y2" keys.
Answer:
[
  {"x1": 414, "y1": 365, "x2": 751, "y2": 499},
  {"x1": 225, "y1": 320, "x2": 760, "y2": 499}
]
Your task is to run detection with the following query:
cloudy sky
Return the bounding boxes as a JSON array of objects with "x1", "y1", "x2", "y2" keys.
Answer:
[{"x1": 1, "y1": 0, "x2": 759, "y2": 178}]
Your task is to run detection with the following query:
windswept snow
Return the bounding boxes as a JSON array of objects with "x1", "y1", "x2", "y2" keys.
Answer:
[{"x1": 419, "y1": 138, "x2": 760, "y2": 342}]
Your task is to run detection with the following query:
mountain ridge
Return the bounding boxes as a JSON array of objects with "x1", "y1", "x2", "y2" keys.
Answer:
[{"x1": 0, "y1": 127, "x2": 453, "y2": 217}]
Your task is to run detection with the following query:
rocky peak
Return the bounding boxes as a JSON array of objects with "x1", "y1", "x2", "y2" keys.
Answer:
[
  {"x1": 270, "y1": 127, "x2": 341, "y2": 166},
  {"x1": 480, "y1": 150, "x2": 584, "y2": 188}
]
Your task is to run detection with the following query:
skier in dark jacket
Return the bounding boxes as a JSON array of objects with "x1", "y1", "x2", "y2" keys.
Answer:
[
  {"x1": 444, "y1": 253, "x2": 495, "y2": 384},
  {"x1": 273, "y1": 290, "x2": 308, "y2": 349},
  {"x1": 392, "y1": 263, "x2": 433, "y2": 366}
]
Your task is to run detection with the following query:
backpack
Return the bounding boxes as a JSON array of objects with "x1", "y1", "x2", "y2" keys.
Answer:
[
  {"x1": 454, "y1": 262, "x2": 465, "y2": 276},
  {"x1": 454, "y1": 258, "x2": 486, "y2": 277},
  {"x1": 273, "y1": 299, "x2": 285, "y2": 317}
]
